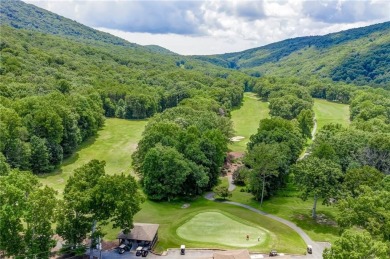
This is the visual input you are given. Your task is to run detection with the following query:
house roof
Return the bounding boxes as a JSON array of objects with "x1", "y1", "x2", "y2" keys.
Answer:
[
  {"x1": 213, "y1": 250, "x2": 250, "y2": 259},
  {"x1": 117, "y1": 223, "x2": 159, "y2": 242}
]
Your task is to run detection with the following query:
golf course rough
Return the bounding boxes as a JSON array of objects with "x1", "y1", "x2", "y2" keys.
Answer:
[{"x1": 176, "y1": 211, "x2": 270, "y2": 247}]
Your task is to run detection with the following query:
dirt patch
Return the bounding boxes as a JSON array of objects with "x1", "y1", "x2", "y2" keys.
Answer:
[
  {"x1": 222, "y1": 152, "x2": 245, "y2": 176},
  {"x1": 181, "y1": 203, "x2": 190, "y2": 209},
  {"x1": 230, "y1": 136, "x2": 245, "y2": 142},
  {"x1": 101, "y1": 240, "x2": 119, "y2": 250},
  {"x1": 316, "y1": 214, "x2": 338, "y2": 227},
  {"x1": 229, "y1": 152, "x2": 245, "y2": 160},
  {"x1": 295, "y1": 213, "x2": 338, "y2": 227}
]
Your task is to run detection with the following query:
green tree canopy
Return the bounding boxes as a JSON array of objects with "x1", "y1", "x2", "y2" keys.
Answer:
[
  {"x1": 323, "y1": 229, "x2": 389, "y2": 259},
  {"x1": 245, "y1": 143, "x2": 289, "y2": 205},
  {"x1": 292, "y1": 156, "x2": 343, "y2": 219},
  {"x1": 343, "y1": 166, "x2": 384, "y2": 197},
  {"x1": 0, "y1": 170, "x2": 58, "y2": 258},
  {"x1": 57, "y1": 160, "x2": 143, "y2": 250},
  {"x1": 337, "y1": 180, "x2": 390, "y2": 241}
]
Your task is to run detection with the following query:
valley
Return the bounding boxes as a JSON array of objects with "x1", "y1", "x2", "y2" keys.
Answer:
[{"x1": 1, "y1": 1, "x2": 389, "y2": 258}]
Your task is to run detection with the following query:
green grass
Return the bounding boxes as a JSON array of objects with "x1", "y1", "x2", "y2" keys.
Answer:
[
  {"x1": 314, "y1": 98, "x2": 350, "y2": 130},
  {"x1": 38, "y1": 118, "x2": 147, "y2": 194},
  {"x1": 122, "y1": 198, "x2": 306, "y2": 254},
  {"x1": 39, "y1": 117, "x2": 305, "y2": 254},
  {"x1": 177, "y1": 211, "x2": 269, "y2": 247},
  {"x1": 230, "y1": 183, "x2": 340, "y2": 244},
  {"x1": 229, "y1": 92, "x2": 269, "y2": 152}
]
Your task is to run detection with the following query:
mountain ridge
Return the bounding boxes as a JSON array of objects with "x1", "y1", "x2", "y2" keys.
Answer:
[
  {"x1": 194, "y1": 21, "x2": 390, "y2": 87},
  {"x1": 0, "y1": 0, "x2": 171, "y2": 55},
  {"x1": 1, "y1": 0, "x2": 389, "y2": 88}
]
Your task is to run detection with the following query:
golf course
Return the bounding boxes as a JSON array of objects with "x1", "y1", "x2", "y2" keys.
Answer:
[
  {"x1": 313, "y1": 98, "x2": 350, "y2": 129},
  {"x1": 225, "y1": 96, "x2": 350, "y2": 244},
  {"x1": 229, "y1": 93, "x2": 269, "y2": 152},
  {"x1": 38, "y1": 118, "x2": 148, "y2": 194},
  {"x1": 177, "y1": 211, "x2": 269, "y2": 247},
  {"x1": 36, "y1": 94, "x2": 350, "y2": 254}
]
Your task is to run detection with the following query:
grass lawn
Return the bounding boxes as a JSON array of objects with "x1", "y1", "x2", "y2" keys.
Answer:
[
  {"x1": 313, "y1": 98, "x2": 350, "y2": 130},
  {"x1": 177, "y1": 211, "x2": 269, "y2": 247},
  {"x1": 38, "y1": 118, "x2": 147, "y2": 194},
  {"x1": 230, "y1": 183, "x2": 340, "y2": 244},
  {"x1": 114, "y1": 198, "x2": 307, "y2": 254},
  {"x1": 229, "y1": 92, "x2": 269, "y2": 152}
]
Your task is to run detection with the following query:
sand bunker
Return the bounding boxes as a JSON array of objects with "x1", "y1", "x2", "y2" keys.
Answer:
[{"x1": 230, "y1": 136, "x2": 245, "y2": 142}]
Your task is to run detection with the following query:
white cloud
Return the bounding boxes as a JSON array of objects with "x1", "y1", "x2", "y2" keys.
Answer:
[
  {"x1": 96, "y1": 28, "x2": 260, "y2": 55},
  {"x1": 23, "y1": 0, "x2": 390, "y2": 54}
]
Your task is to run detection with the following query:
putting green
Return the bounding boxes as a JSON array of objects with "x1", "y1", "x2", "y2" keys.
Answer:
[{"x1": 176, "y1": 211, "x2": 269, "y2": 247}]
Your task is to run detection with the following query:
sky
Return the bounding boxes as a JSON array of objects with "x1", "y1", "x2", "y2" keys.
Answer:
[{"x1": 23, "y1": 0, "x2": 390, "y2": 55}]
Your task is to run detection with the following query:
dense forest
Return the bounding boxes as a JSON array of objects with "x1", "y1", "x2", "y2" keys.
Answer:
[
  {"x1": 1, "y1": 0, "x2": 390, "y2": 258},
  {"x1": 0, "y1": 25, "x2": 250, "y2": 174},
  {"x1": 196, "y1": 22, "x2": 390, "y2": 88}
]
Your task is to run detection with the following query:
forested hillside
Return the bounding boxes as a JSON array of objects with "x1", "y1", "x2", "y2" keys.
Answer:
[
  {"x1": 0, "y1": 2, "x2": 253, "y2": 257},
  {"x1": 0, "y1": 24, "x2": 252, "y2": 174},
  {"x1": 0, "y1": 0, "x2": 135, "y2": 47},
  {"x1": 197, "y1": 22, "x2": 390, "y2": 88},
  {"x1": 1, "y1": 1, "x2": 390, "y2": 258}
]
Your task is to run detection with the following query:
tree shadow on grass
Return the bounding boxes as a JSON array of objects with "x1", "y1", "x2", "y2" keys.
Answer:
[
  {"x1": 292, "y1": 211, "x2": 340, "y2": 239},
  {"x1": 38, "y1": 134, "x2": 99, "y2": 178}
]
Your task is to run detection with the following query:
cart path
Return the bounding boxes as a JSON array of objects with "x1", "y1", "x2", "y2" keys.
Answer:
[{"x1": 204, "y1": 192, "x2": 328, "y2": 258}]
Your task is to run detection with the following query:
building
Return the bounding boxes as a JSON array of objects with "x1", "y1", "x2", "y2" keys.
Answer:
[{"x1": 117, "y1": 223, "x2": 159, "y2": 249}]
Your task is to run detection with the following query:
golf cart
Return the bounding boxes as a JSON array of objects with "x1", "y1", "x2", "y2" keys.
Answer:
[
  {"x1": 180, "y1": 245, "x2": 185, "y2": 255},
  {"x1": 117, "y1": 243, "x2": 131, "y2": 254},
  {"x1": 136, "y1": 246, "x2": 143, "y2": 256},
  {"x1": 307, "y1": 245, "x2": 313, "y2": 254},
  {"x1": 269, "y1": 250, "x2": 278, "y2": 256},
  {"x1": 141, "y1": 246, "x2": 149, "y2": 257}
]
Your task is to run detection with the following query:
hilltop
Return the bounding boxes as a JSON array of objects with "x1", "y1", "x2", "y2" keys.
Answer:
[
  {"x1": 196, "y1": 22, "x2": 390, "y2": 88},
  {"x1": 0, "y1": 0, "x2": 171, "y2": 55}
]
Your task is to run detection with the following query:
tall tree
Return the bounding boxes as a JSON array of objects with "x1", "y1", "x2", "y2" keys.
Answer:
[
  {"x1": 24, "y1": 187, "x2": 58, "y2": 258},
  {"x1": 343, "y1": 166, "x2": 384, "y2": 197},
  {"x1": 56, "y1": 160, "x2": 142, "y2": 252},
  {"x1": 297, "y1": 109, "x2": 315, "y2": 138},
  {"x1": 29, "y1": 135, "x2": 51, "y2": 174},
  {"x1": 245, "y1": 143, "x2": 287, "y2": 206},
  {"x1": 337, "y1": 182, "x2": 390, "y2": 241},
  {"x1": 0, "y1": 170, "x2": 58, "y2": 258},
  {"x1": 141, "y1": 145, "x2": 193, "y2": 201},
  {"x1": 292, "y1": 157, "x2": 343, "y2": 219},
  {"x1": 323, "y1": 229, "x2": 389, "y2": 259},
  {"x1": 248, "y1": 117, "x2": 305, "y2": 163}
]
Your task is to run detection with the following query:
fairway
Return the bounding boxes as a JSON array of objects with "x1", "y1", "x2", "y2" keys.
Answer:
[
  {"x1": 39, "y1": 118, "x2": 147, "y2": 194},
  {"x1": 177, "y1": 211, "x2": 269, "y2": 247},
  {"x1": 229, "y1": 93, "x2": 269, "y2": 152},
  {"x1": 314, "y1": 99, "x2": 350, "y2": 130}
]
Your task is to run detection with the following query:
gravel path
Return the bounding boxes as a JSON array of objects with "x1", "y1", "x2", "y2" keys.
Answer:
[{"x1": 227, "y1": 173, "x2": 236, "y2": 191}]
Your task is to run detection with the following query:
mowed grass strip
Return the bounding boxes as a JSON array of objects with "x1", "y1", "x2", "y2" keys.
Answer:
[
  {"x1": 177, "y1": 211, "x2": 269, "y2": 247},
  {"x1": 229, "y1": 93, "x2": 269, "y2": 152},
  {"x1": 123, "y1": 198, "x2": 306, "y2": 254},
  {"x1": 231, "y1": 184, "x2": 340, "y2": 244},
  {"x1": 38, "y1": 118, "x2": 147, "y2": 194},
  {"x1": 313, "y1": 98, "x2": 350, "y2": 130}
]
